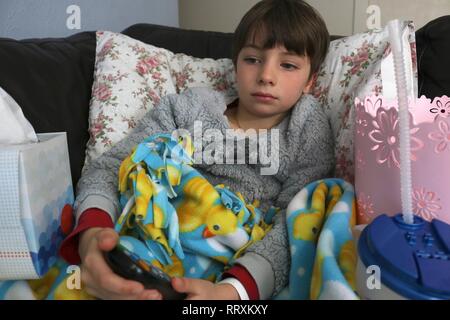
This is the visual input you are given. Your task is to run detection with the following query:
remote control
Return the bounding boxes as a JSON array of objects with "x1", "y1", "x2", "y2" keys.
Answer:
[{"x1": 105, "y1": 244, "x2": 187, "y2": 300}]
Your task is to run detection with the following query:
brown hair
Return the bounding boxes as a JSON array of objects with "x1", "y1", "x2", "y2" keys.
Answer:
[{"x1": 232, "y1": 0, "x2": 329, "y2": 77}]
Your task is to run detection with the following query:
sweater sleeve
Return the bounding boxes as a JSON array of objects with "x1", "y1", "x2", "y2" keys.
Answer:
[
  {"x1": 232, "y1": 101, "x2": 335, "y2": 299},
  {"x1": 74, "y1": 89, "x2": 205, "y2": 223}
]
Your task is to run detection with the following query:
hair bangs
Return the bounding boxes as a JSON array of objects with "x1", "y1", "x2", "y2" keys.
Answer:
[
  {"x1": 242, "y1": 8, "x2": 309, "y2": 57},
  {"x1": 232, "y1": 0, "x2": 329, "y2": 75}
]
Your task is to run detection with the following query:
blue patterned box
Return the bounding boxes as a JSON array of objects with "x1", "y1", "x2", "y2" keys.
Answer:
[{"x1": 0, "y1": 133, "x2": 74, "y2": 279}]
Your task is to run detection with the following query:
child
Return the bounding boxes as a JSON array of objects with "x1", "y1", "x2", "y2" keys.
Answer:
[{"x1": 59, "y1": 0, "x2": 334, "y2": 300}]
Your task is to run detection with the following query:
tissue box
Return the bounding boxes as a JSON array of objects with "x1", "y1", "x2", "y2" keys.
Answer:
[
  {"x1": 0, "y1": 133, "x2": 74, "y2": 280},
  {"x1": 355, "y1": 95, "x2": 450, "y2": 225}
]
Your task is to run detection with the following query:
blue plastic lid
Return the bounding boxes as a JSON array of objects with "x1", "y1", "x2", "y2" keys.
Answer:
[{"x1": 358, "y1": 213, "x2": 450, "y2": 299}]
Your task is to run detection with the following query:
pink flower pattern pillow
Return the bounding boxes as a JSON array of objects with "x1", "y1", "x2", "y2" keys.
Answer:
[{"x1": 85, "y1": 31, "x2": 236, "y2": 164}]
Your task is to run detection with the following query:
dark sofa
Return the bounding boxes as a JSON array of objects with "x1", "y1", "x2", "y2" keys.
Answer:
[
  {"x1": 0, "y1": 19, "x2": 448, "y2": 188},
  {"x1": 0, "y1": 24, "x2": 236, "y2": 187}
]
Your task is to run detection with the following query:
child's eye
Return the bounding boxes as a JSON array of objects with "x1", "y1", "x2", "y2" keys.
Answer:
[
  {"x1": 281, "y1": 63, "x2": 298, "y2": 70},
  {"x1": 243, "y1": 57, "x2": 260, "y2": 64}
]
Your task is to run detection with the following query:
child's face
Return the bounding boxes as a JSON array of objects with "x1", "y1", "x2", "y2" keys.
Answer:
[{"x1": 235, "y1": 39, "x2": 313, "y2": 120}]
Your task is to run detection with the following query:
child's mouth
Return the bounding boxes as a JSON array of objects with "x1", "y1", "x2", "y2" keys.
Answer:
[{"x1": 252, "y1": 92, "x2": 277, "y2": 102}]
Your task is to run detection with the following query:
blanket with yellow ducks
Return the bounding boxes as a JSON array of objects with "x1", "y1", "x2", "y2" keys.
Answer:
[{"x1": 0, "y1": 134, "x2": 357, "y2": 300}]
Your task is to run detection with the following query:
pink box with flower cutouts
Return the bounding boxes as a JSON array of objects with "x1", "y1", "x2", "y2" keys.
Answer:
[{"x1": 354, "y1": 95, "x2": 450, "y2": 225}]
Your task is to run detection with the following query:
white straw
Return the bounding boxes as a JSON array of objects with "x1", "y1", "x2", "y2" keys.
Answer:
[{"x1": 388, "y1": 21, "x2": 414, "y2": 224}]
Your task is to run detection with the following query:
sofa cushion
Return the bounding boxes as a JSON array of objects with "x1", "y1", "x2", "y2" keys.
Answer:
[
  {"x1": 122, "y1": 23, "x2": 234, "y2": 60},
  {"x1": 85, "y1": 31, "x2": 236, "y2": 164},
  {"x1": 121, "y1": 23, "x2": 343, "y2": 60},
  {"x1": 0, "y1": 32, "x2": 97, "y2": 187}
]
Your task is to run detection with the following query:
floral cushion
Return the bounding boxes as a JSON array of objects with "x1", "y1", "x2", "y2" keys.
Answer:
[
  {"x1": 86, "y1": 23, "x2": 417, "y2": 183},
  {"x1": 85, "y1": 31, "x2": 236, "y2": 164}
]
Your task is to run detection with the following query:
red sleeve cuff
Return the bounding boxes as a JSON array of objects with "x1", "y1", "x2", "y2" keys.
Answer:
[
  {"x1": 223, "y1": 264, "x2": 260, "y2": 300},
  {"x1": 58, "y1": 208, "x2": 114, "y2": 265}
]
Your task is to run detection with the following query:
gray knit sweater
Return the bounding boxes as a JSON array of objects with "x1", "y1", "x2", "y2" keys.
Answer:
[{"x1": 75, "y1": 87, "x2": 335, "y2": 299}]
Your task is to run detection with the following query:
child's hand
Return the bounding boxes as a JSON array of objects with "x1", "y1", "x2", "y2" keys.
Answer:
[
  {"x1": 171, "y1": 277, "x2": 240, "y2": 300},
  {"x1": 78, "y1": 227, "x2": 162, "y2": 300}
]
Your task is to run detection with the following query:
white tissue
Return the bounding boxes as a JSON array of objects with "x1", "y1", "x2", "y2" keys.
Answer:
[{"x1": 0, "y1": 87, "x2": 38, "y2": 145}]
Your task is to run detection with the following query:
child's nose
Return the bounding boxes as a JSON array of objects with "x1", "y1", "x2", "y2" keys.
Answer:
[{"x1": 258, "y1": 63, "x2": 277, "y2": 85}]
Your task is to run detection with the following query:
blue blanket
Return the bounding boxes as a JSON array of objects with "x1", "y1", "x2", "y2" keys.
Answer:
[{"x1": 0, "y1": 135, "x2": 358, "y2": 300}]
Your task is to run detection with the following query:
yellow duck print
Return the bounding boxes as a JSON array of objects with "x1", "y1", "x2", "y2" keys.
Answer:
[
  {"x1": 118, "y1": 148, "x2": 138, "y2": 193},
  {"x1": 28, "y1": 265, "x2": 95, "y2": 300},
  {"x1": 326, "y1": 183, "x2": 342, "y2": 218},
  {"x1": 176, "y1": 176, "x2": 239, "y2": 238},
  {"x1": 53, "y1": 281, "x2": 95, "y2": 300},
  {"x1": 143, "y1": 223, "x2": 172, "y2": 255},
  {"x1": 293, "y1": 183, "x2": 328, "y2": 242},
  {"x1": 27, "y1": 266, "x2": 60, "y2": 300},
  {"x1": 293, "y1": 211, "x2": 323, "y2": 242},
  {"x1": 159, "y1": 253, "x2": 185, "y2": 277},
  {"x1": 134, "y1": 169, "x2": 154, "y2": 221},
  {"x1": 339, "y1": 198, "x2": 357, "y2": 291},
  {"x1": 339, "y1": 240, "x2": 357, "y2": 290},
  {"x1": 310, "y1": 253, "x2": 324, "y2": 300},
  {"x1": 204, "y1": 205, "x2": 239, "y2": 238}
]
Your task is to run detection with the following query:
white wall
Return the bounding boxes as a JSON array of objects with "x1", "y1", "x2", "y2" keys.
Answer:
[
  {"x1": 0, "y1": 0, "x2": 179, "y2": 40},
  {"x1": 306, "y1": 0, "x2": 355, "y2": 36},
  {"x1": 356, "y1": 0, "x2": 450, "y2": 33},
  {"x1": 308, "y1": 0, "x2": 450, "y2": 34},
  {"x1": 178, "y1": 0, "x2": 355, "y2": 34},
  {"x1": 179, "y1": 0, "x2": 450, "y2": 36},
  {"x1": 179, "y1": 0, "x2": 258, "y2": 33}
]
